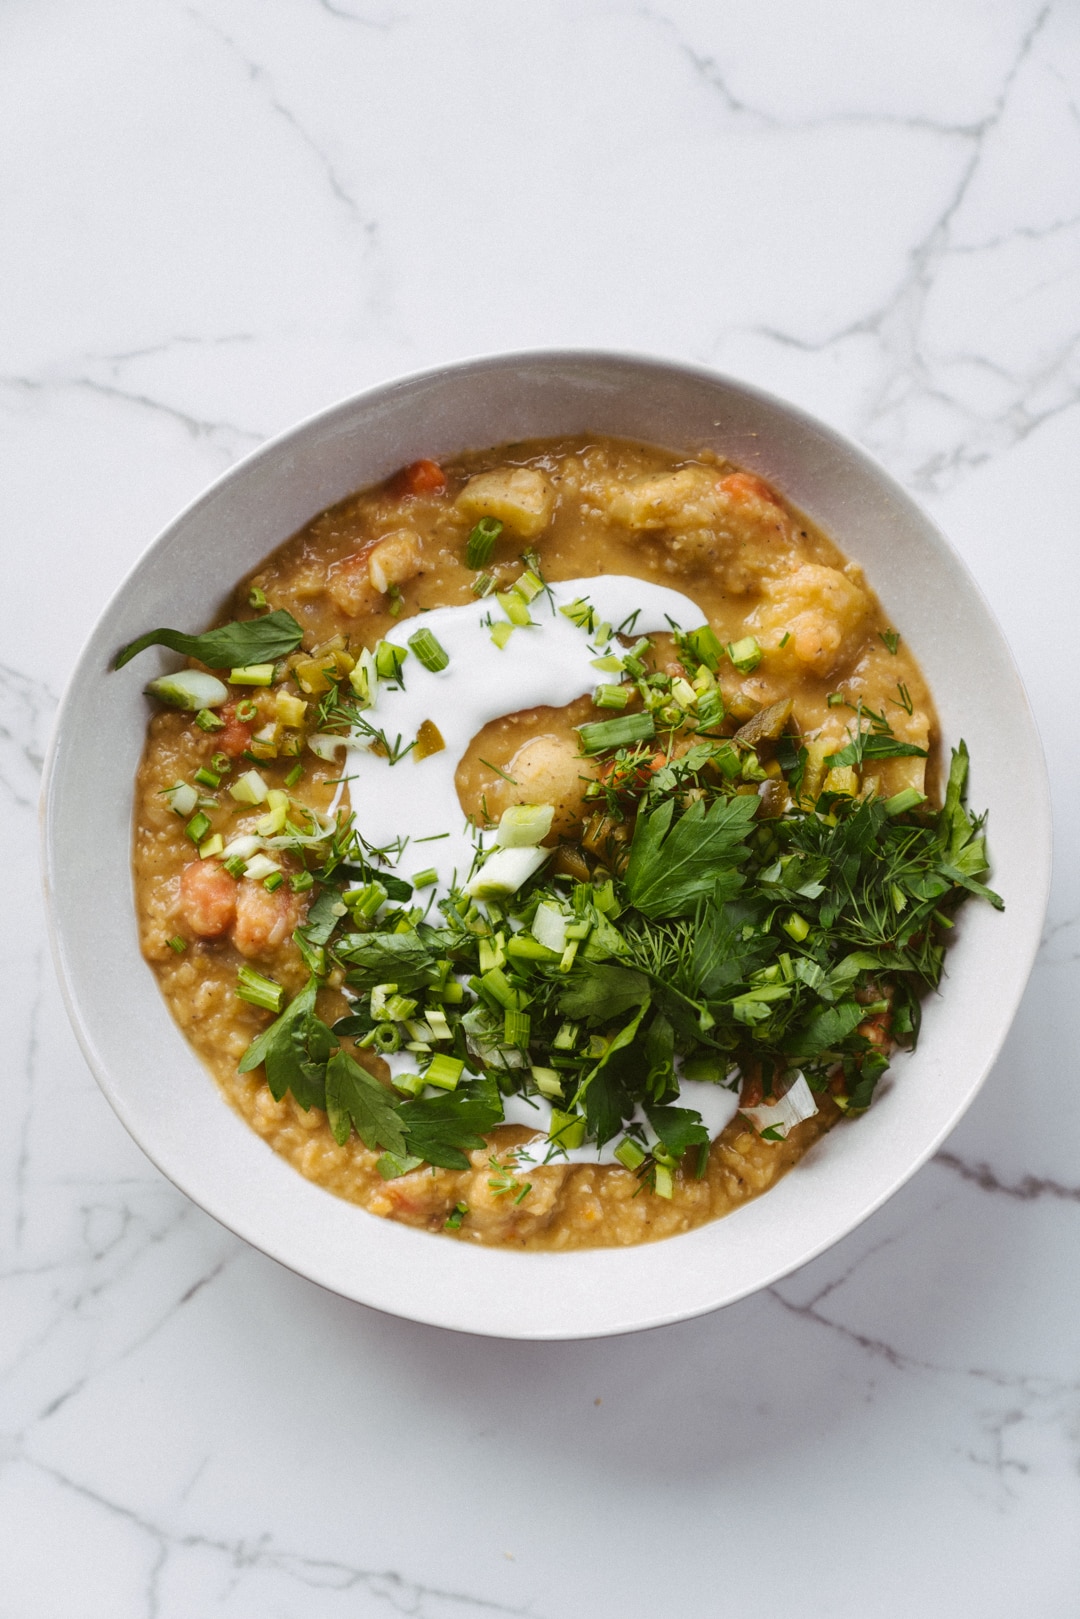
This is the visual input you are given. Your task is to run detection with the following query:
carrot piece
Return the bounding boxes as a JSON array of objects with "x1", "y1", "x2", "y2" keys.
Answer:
[
  {"x1": 720, "y1": 471, "x2": 782, "y2": 506},
  {"x1": 390, "y1": 459, "x2": 446, "y2": 497}
]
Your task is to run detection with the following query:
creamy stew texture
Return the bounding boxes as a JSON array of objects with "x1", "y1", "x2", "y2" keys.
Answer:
[{"x1": 134, "y1": 437, "x2": 941, "y2": 1250}]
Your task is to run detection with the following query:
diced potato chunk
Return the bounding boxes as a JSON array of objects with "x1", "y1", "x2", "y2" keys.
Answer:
[
  {"x1": 750, "y1": 564, "x2": 869, "y2": 677},
  {"x1": 605, "y1": 467, "x2": 722, "y2": 530},
  {"x1": 457, "y1": 467, "x2": 555, "y2": 538}
]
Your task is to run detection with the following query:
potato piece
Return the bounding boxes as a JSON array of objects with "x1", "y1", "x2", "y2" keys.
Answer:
[
  {"x1": 457, "y1": 467, "x2": 554, "y2": 538},
  {"x1": 749, "y1": 564, "x2": 869, "y2": 677},
  {"x1": 605, "y1": 467, "x2": 722, "y2": 530},
  {"x1": 864, "y1": 709, "x2": 931, "y2": 800}
]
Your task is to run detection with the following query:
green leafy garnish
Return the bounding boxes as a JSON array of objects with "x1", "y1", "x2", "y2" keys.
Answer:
[
  {"x1": 114, "y1": 609, "x2": 304, "y2": 671},
  {"x1": 624, "y1": 794, "x2": 757, "y2": 918}
]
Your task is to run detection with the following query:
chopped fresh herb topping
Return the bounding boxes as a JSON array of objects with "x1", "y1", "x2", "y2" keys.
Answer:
[
  {"x1": 408, "y1": 627, "x2": 450, "y2": 673},
  {"x1": 115, "y1": 609, "x2": 304, "y2": 671},
  {"x1": 465, "y1": 518, "x2": 502, "y2": 569},
  {"x1": 880, "y1": 629, "x2": 901, "y2": 655}
]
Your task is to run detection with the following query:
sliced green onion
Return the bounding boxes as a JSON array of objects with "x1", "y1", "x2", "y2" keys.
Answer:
[
  {"x1": 284, "y1": 761, "x2": 304, "y2": 787},
  {"x1": 576, "y1": 712, "x2": 656, "y2": 754},
  {"x1": 444, "y1": 1201, "x2": 468, "y2": 1231},
  {"x1": 372, "y1": 1023, "x2": 402, "y2": 1054},
  {"x1": 209, "y1": 751, "x2": 231, "y2": 775},
  {"x1": 478, "y1": 933, "x2": 506, "y2": 973},
  {"x1": 289, "y1": 869, "x2": 314, "y2": 893},
  {"x1": 425, "y1": 1007, "x2": 453, "y2": 1042},
  {"x1": 235, "y1": 699, "x2": 259, "y2": 723},
  {"x1": 686, "y1": 624, "x2": 724, "y2": 672},
  {"x1": 494, "y1": 803, "x2": 554, "y2": 848},
  {"x1": 653, "y1": 1163, "x2": 674, "y2": 1198},
  {"x1": 727, "y1": 636, "x2": 763, "y2": 674},
  {"x1": 614, "y1": 1137, "x2": 647, "y2": 1172},
  {"x1": 230, "y1": 663, "x2": 275, "y2": 686},
  {"x1": 185, "y1": 811, "x2": 212, "y2": 846},
  {"x1": 262, "y1": 871, "x2": 283, "y2": 892},
  {"x1": 195, "y1": 707, "x2": 226, "y2": 733},
  {"x1": 548, "y1": 1109, "x2": 586, "y2": 1151},
  {"x1": 477, "y1": 966, "x2": 526, "y2": 1012},
  {"x1": 198, "y1": 832, "x2": 224, "y2": 860},
  {"x1": 504, "y1": 1009, "x2": 531, "y2": 1049},
  {"x1": 464, "y1": 844, "x2": 551, "y2": 899},
  {"x1": 695, "y1": 691, "x2": 725, "y2": 730},
  {"x1": 515, "y1": 568, "x2": 544, "y2": 602},
  {"x1": 496, "y1": 590, "x2": 532, "y2": 628},
  {"x1": 884, "y1": 788, "x2": 927, "y2": 817},
  {"x1": 345, "y1": 881, "x2": 388, "y2": 920},
  {"x1": 826, "y1": 692, "x2": 845, "y2": 707},
  {"x1": 384, "y1": 993, "x2": 418, "y2": 1022},
  {"x1": 411, "y1": 866, "x2": 438, "y2": 889},
  {"x1": 471, "y1": 571, "x2": 496, "y2": 597},
  {"x1": 162, "y1": 780, "x2": 199, "y2": 817},
  {"x1": 425, "y1": 1053, "x2": 465, "y2": 1092},
  {"x1": 222, "y1": 856, "x2": 247, "y2": 879},
  {"x1": 594, "y1": 684, "x2": 630, "y2": 711},
  {"x1": 235, "y1": 964, "x2": 284, "y2": 1013},
  {"x1": 782, "y1": 912, "x2": 811, "y2": 943},
  {"x1": 145, "y1": 670, "x2": 229, "y2": 711},
  {"x1": 390, "y1": 1072, "x2": 426, "y2": 1098},
  {"x1": 243, "y1": 853, "x2": 282, "y2": 881},
  {"x1": 531, "y1": 1066, "x2": 563, "y2": 1099},
  {"x1": 248, "y1": 585, "x2": 268, "y2": 610},
  {"x1": 375, "y1": 640, "x2": 408, "y2": 682},
  {"x1": 193, "y1": 766, "x2": 221, "y2": 790},
  {"x1": 166, "y1": 935, "x2": 187, "y2": 954},
  {"x1": 229, "y1": 769, "x2": 269, "y2": 805},
  {"x1": 552, "y1": 1021, "x2": 578, "y2": 1051},
  {"x1": 407, "y1": 627, "x2": 449, "y2": 673},
  {"x1": 465, "y1": 517, "x2": 502, "y2": 569},
  {"x1": 490, "y1": 620, "x2": 514, "y2": 650}
]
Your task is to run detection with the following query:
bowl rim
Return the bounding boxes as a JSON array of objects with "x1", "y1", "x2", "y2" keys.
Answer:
[{"x1": 40, "y1": 347, "x2": 1052, "y2": 1339}]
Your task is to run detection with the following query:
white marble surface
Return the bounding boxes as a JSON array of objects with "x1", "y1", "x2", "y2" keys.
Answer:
[{"x1": 3, "y1": 1, "x2": 1080, "y2": 1612}]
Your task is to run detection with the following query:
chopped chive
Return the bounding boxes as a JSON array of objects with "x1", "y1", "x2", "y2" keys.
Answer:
[
  {"x1": 166, "y1": 935, "x2": 187, "y2": 954},
  {"x1": 653, "y1": 1163, "x2": 674, "y2": 1198},
  {"x1": 445, "y1": 1201, "x2": 468, "y2": 1231},
  {"x1": 185, "y1": 811, "x2": 212, "y2": 846},
  {"x1": 289, "y1": 869, "x2": 314, "y2": 892},
  {"x1": 235, "y1": 699, "x2": 259, "y2": 723},
  {"x1": 263, "y1": 871, "x2": 284, "y2": 892},
  {"x1": 782, "y1": 912, "x2": 811, "y2": 943},
  {"x1": 194, "y1": 708, "x2": 225, "y2": 733},
  {"x1": 779, "y1": 631, "x2": 791, "y2": 649},
  {"x1": 884, "y1": 787, "x2": 927, "y2": 817},
  {"x1": 576, "y1": 712, "x2": 656, "y2": 754},
  {"x1": 727, "y1": 636, "x2": 763, "y2": 674},
  {"x1": 210, "y1": 751, "x2": 231, "y2": 775},
  {"x1": 412, "y1": 867, "x2": 438, "y2": 888},
  {"x1": 235, "y1": 964, "x2": 284, "y2": 1014},
  {"x1": 194, "y1": 766, "x2": 221, "y2": 790},
  {"x1": 471, "y1": 571, "x2": 496, "y2": 597},
  {"x1": 695, "y1": 691, "x2": 725, "y2": 730},
  {"x1": 230, "y1": 664, "x2": 275, "y2": 686},
  {"x1": 198, "y1": 832, "x2": 224, "y2": 860},
  {"x1": 425, "y1": 1053, "x2": 465, "y2": 1091},
  {"x1": 826, "y1": 692, "x2": 845, "y2": 707},
  {"x1": 490, "y1": 619, "x2": 514, "y2": 650},
  {"x1": 594, "y1": 684, "x2": 631, "y2": 711},
  {"x1": 284, "y1": 761, "x2": 304, "y2": 787},
  {"x1": 222, "y1": 855, "x2": 247, "y2": 879},
  {"x1": 465, "y1": 517, "x2": 502, "y2": 569},
  {"x1": 407, "y1": 627, "x2": 449, "y2": 673},
  {"x1": 248, "y1": 585, "x2": 268, "y2": 610}
]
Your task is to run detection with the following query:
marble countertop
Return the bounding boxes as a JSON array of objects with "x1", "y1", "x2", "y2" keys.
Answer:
[{"x1": 3, "y1": 2, "x2": 1079, "y2": 1614}]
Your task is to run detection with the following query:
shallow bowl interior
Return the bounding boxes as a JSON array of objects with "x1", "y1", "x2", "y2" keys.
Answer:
[{"x1": 42, "y1": 352, "x2": 1050, "y2": 1339}]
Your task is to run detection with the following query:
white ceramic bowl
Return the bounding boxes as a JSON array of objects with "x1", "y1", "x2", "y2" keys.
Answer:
[{"x1": 41, "y1": 352, "x2": 1051, "y2": 1339}]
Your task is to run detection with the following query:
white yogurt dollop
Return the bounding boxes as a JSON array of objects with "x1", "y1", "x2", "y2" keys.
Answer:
[{"x1": 344, "y1": 575, "x2": 704, "y2": 897}]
